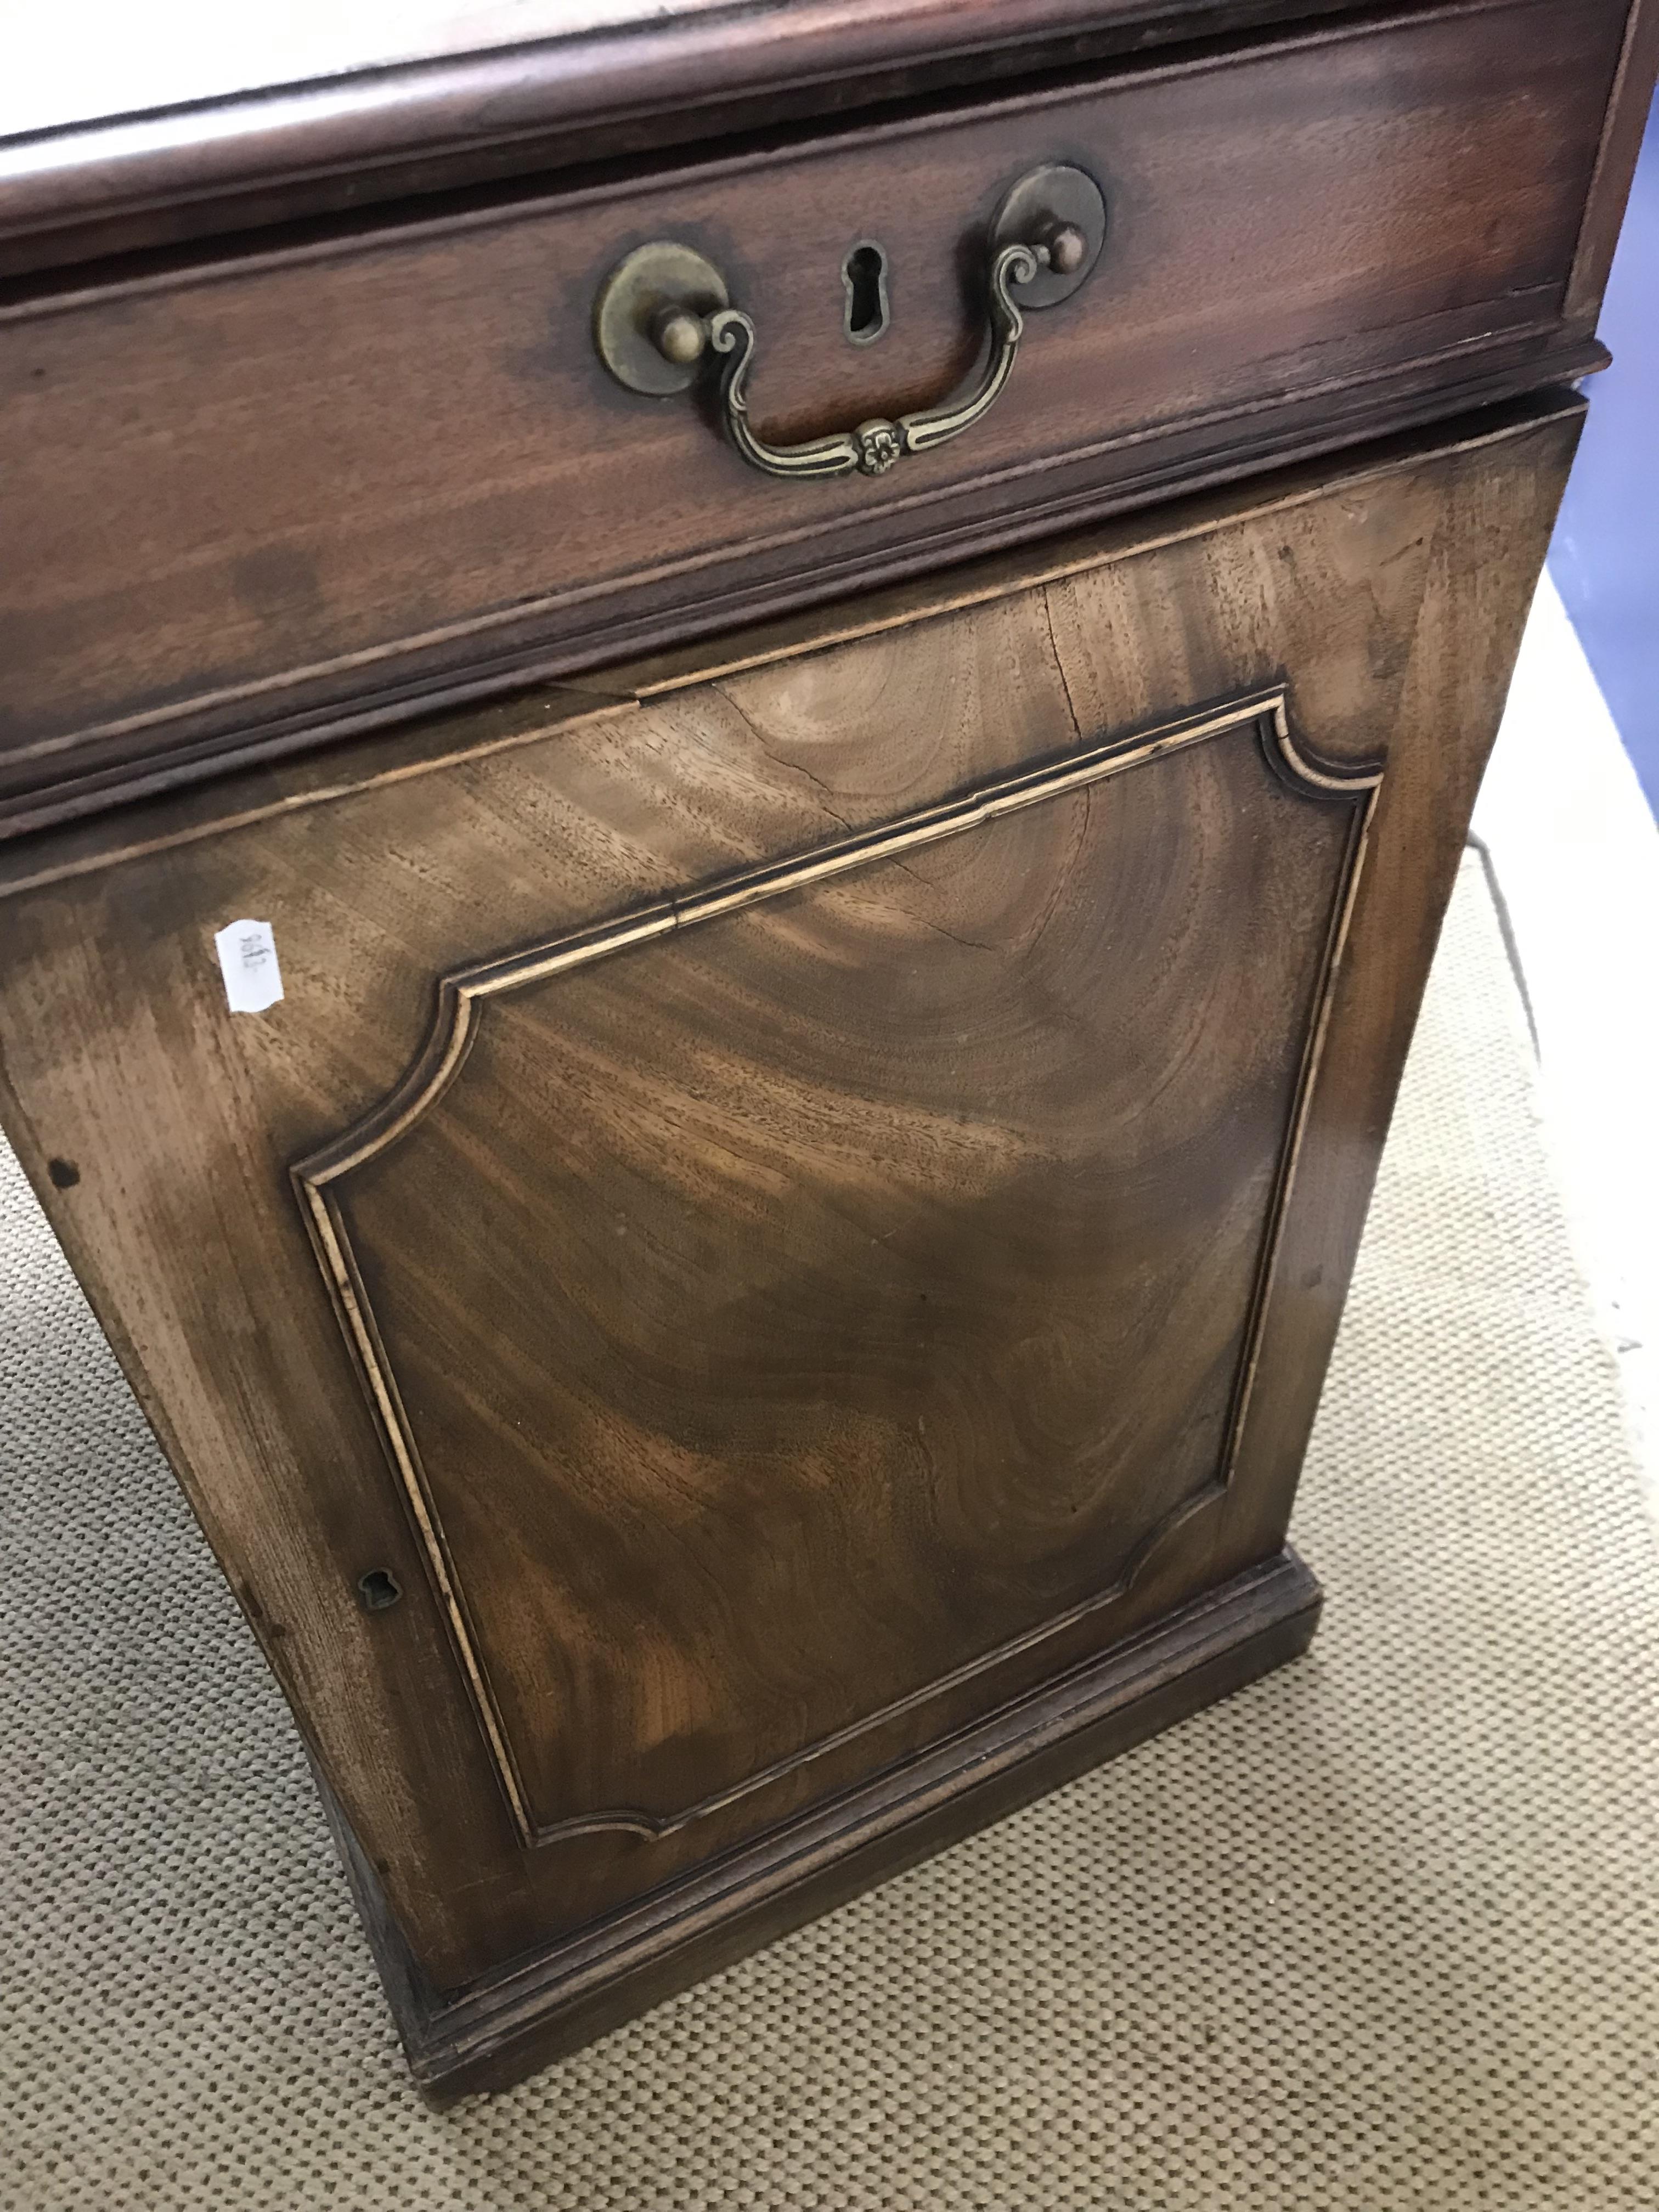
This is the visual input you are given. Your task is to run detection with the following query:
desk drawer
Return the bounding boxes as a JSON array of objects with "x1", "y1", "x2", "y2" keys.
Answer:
[{"x1": 0, "y1": 0, "x2": 1631, "y2": 833}]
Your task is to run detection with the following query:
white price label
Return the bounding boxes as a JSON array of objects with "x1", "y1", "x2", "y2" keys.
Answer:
[{"x1": 213, "y1": 918, "x2": 284, "y2": 1014}]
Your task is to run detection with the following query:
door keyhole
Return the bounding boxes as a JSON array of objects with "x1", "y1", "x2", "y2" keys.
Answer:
[
  {"x1": 843, "y1": 243, "x2": 890, "y2": 346},
  {"x1": 357, "y1": 1568, "x2": 403, "y2": 1612}
]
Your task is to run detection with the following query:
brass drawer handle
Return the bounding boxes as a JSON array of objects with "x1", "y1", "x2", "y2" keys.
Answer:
[
  {"x1": 595, "y1": 163, "x2": 1105, "y2": 483},
  {"x1": 710, "y1": 238, "x2": 1030, "y2": 481}
]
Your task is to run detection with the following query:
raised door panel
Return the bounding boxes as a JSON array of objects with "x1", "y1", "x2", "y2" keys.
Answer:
[{"x1": 298, "y1": 693, "x2": 1373, "y2": 1854}]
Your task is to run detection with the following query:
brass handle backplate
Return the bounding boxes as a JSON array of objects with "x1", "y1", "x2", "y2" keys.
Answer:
[{"x1": 593, "y1": 163, "x2": 1107, "y2": 483}]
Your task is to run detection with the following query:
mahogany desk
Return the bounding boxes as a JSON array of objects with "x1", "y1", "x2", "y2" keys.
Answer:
[{"x1": 2, "y1": 0, "x2": 1653, "y2": 2097}]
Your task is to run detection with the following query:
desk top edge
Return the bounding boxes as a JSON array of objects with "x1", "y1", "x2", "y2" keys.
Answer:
[{"x1": 0, "y1": 0, "x2": 1436, "y2": 279}]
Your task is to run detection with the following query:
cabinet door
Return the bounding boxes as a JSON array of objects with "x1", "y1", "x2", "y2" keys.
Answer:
[
  {"x1": 297, "y1": 675, "x2": 1367, "y2": 1860},
  {"x1": 0, "y1": 398, "x2": 1578, "y2": 2000}
]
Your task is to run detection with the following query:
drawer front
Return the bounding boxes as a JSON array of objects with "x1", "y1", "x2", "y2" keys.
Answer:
[
  {"x1": 0, "y1": 0, "x2": 1628, "y2": 833},
  {"x1": 0, "y1": 397, "x2": 1580, "y2": 1988}
]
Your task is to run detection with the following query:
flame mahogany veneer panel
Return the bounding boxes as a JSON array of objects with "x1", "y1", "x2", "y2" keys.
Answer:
[{"x1": 306, "y1": 692, "x2": 1367, "y2": 1864}]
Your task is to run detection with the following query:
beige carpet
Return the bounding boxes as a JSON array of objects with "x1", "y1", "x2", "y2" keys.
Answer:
[{"x1": 3, "y1": 851, "x2": 1658, "y2": 2210}]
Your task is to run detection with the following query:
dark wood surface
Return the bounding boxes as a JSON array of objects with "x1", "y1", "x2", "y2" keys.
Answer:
[
  {"x1": 297, "y1": 683, "x2": 1366, "y2": 1881},
  {"x1": 323, "y1": 1549, "x2": 1322, "y2": 2102},
  {"x1": 0, "y1": 0, "x2": 1630, "y2": 840},
  {"x1": 1566, "y1": 0, "x2": 1659, "y2": 323},
  {"x1": 0, "y1": 397, "x2": 1581, "y2": 2012},
  {"x1": 3, "y1": 0, "x2": 1647, "y2": 2097},
  {"x1": 0, "y1": 0, "x2": 1450, "y2": 278}
]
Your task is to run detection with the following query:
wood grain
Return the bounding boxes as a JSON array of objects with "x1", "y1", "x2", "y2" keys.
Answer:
[
  {"x1": 0, "y1": 397, "x2": 1581, "y2": 2004},
  {"x1": 294, "y1": 691, "x2": 1369, "y2": 1853},
  {"x1": 0, "y1": 0, "x2": 1451, "y2": 276},
  {"x1": 0, "y1": 0, "x2": 1627, "y2": 835},
  {"x1": 325, "y1": 1548, "x2": 1323, "y2": 2101},
  {"x1": 1566, "y1": 0, "x2": 1659, "y2": 327}
]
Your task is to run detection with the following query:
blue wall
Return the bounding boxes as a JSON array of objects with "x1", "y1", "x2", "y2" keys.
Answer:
[{"x1": 1549, "y1": 93, "x2": 1659, "y2": 816}]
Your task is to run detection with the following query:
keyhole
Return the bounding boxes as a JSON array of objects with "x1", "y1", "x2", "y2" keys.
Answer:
[
  {"x1": 842, "y1": 242, "x2": 890, "y2": 346},
  {"x1": 357, "y1": 1568, "x2": 402, "y2": 1612}
]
